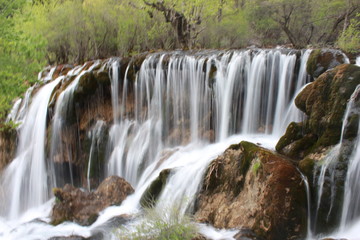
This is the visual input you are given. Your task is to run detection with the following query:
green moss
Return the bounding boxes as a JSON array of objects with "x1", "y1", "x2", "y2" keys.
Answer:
[
  {"x1": 306, "y1": 49, "x2": 321, "y2": 77},
  {"x1": 251, "y1": 159, "x2": 261, "y2": 174},
  {"x1": 299, "y1": 158, "x2": 315, "y2": 178},
  {"x1": 275, "y1": 122, "x2": 304, "y2": 152},
  {"x1": 239, "y1": 141, "x2": 260, "y2": 176}
]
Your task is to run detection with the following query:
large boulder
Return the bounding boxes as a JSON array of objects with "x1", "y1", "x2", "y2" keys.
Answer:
[
  {"x1": 306, "y1": 49, "x2": 348, "y2": 79},
  {"x1": 51, "y1": 176, "x2": 134, "y2": 226},
  {"x1": 277, "y1": 64, "x2": 360, "y2": 158},
  {"x1": 195, "y1": 141, "x2": 307, "y2": 240}
]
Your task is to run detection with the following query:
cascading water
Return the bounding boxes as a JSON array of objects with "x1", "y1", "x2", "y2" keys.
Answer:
[
  {"x1": 339, "y1": 85, "x2": 360, "y2": 230},
  {"x1": 309, "y1": 83, "x2": 360, "y2": 238},
  {"x1": 106, "y1": 49, "x2": 310, "y2": 189},
  {"x1": 356, "y1": 56, "x2": 360, "y2": 66},
  {"x1": 87, "y1": 120, "x2": 106, "y2": 191},
  {"x1": 0, "y1": 49, "x2": 317, "y2": 239},
  {"x1": 0, "y1": 77, "x2": 61, "y2": 219},
  {"x1": 50, "y1": 61, "x2": 101, "y2": 187}
]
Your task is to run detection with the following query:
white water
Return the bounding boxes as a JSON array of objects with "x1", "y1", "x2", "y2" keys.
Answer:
[
  {"x1": 0, "y1": 77, "x2": 61, "y2": 219},
  {"x1": 356, "y1": 56, "x2": 360, "y2": 66},
  {"x1": 311, "y1": 85, "x2": 360, "y2": 239},
  {"x1": 106, "y1": 49, "x2": 309, "y2": 189},
  {"x1": 339, "y1": 85, "x2": 360, "y2": 230},
  {"x1": 6, "y1": 86, "x2": 35, "y2": 125},
  {"x1": 87, "y1": 120, "x2": 106, "y2": 191},
  {"x1": 0, "y1": 49, "x2": 314, "y2": 239},
  {"x1": 50, "y1": 61, "x2": 100, "y2": 187}
]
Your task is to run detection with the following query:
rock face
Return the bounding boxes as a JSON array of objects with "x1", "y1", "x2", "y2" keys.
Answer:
[
  {"x1": 277, "y1": 64, "x2": 360, "y2": 158},
  {"x1": 195, "y1": 141, "x2": 307, "y2": 240},
  {"x1": 51, "y1": 176, "x2": 134, "y2": 226},
  {"x1": 306, "y1": 49, "x2": 348, "y2": 79},
  {"x1": 0, "y1": 125, "x2": 17, "y2": 171}
]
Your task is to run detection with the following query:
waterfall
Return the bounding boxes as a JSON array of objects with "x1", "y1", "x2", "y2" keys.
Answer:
[
  {"x1": 0, "y1": 49, "x2": 314, "y2": 239},
  {"x1": 309, "y1": 84, "x2": 360, "y2": 238},
  {"x1": 356, "y1": 56, "x2": 360, "y2": 66},
  {"x1": 105, "y1": 49, "x2": 310, "y2": 188},
  {"x1": 50, "y1": 61, "x2": 100, "y2": 187},
  {"x1": 0, "y1": 77, "x2": 61, "y2": 219},
  {"x1": 340, "y1": 85, "x2": 360, "y2": 230},
  {"x1": 6, "y1": 86, "x2": 35, "y2": 125},
  {"x1": 87, "y1": 120, "x2": 106, "y2": 191}
]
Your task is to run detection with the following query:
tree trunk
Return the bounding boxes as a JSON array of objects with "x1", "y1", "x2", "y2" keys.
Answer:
[{"x1": 143, "y1": 0, "x2": 191, "y2": 49}]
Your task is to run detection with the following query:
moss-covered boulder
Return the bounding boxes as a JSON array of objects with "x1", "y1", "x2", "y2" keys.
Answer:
[
  {"x1": 51, "y1": 176, "x2": 134, "y2": 226},
  {"x1": 195, "y1": 141, "x2": 307, "y2": 240},
  {"x1": 277, "y1": 64, "x2": 360, "y2": 159},
  {"x1": 306, "y1": 49, "x2": 348, "y2": 79}
]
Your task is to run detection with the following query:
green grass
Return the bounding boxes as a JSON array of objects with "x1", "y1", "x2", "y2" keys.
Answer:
[{"x1": 116, "y1": 207, "x2": 199, "y2": 240}]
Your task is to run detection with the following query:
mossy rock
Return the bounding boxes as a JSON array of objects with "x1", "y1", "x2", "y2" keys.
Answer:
[
  {"x1": 293, "y1": 64, "x2": 360, "y2": 151},
  {"x1": 298, "y1": 157, "x2": 315, "y2": 178},
  {"x1": 276, "y1": 122, "x2": 304, "y2": 152},
  {"x1": 306, "y1": 49, "x2": 347, "y2": 79},
  {"x1": 140, "y1": 169, "x2": 171, "y2": 208},
  {"x1": 196, "y1": 141, "x2": 307, "y2": 240},
  {"x1": 73, "y1": 72, "x2": 97, "y2": 102}
]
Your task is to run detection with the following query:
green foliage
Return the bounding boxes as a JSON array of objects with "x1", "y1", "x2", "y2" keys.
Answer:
[
  {"x1": 117, "y1": 207, "x2": 198, "y2": 240},
  {"x1": 0, "y1": 120, "x2": 20, "y2": 132},
  {"x1": 0, "y1": 0, "x2": 46, "y2": 120},
  {"x1": 337, "y1": 14, "x2": 360, "y2": 53},
  {"x1": 0, "y1": 0, "x2": 358, "y2": 123}
]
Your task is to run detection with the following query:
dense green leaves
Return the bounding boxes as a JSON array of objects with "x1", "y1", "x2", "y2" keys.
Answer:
[
  {"x1": 0, "y1": 0, "x2": 358, "y2": 120},
  {"x1": 0, "y1": 0, "x2": 46, "y2": 120},
  {"x1": 337, "y1": 13, "x2": 360, "y2": 52}
]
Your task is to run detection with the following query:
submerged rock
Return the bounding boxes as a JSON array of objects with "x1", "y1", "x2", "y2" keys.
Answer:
[
  {"x1": 195, "y1": 141, "x2": 307, "y2": 240},
  {"x1": 51, "y1": 176, "x2": 134, "y2": 226}
]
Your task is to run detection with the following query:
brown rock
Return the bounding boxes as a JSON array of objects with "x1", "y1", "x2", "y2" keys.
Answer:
[
  {"x1": 51, "y1": 176, "x2": 134, "y2": 226},
  {"x1": 195, "y1": 141, "x2": 307, "y2": 240},
  {"x1": 0, "y1": 124, "x2": 17, "y2": 171}
]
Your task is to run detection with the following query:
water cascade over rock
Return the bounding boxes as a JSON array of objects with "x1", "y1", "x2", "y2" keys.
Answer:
[{"x1": 1, "y1": 48, "x2": 360, "y2": 240}]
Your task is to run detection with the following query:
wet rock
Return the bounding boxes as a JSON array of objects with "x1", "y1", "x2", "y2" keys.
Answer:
[
  {"x1": 48, "y1": 232, "x2": 103, "y2": 240},
  {"x1": 234, "y1": 228, "x2": 263, "y2": 240},
  {"x1": 0, "y1": 124, "x2": 17, "y2": 171},
  {"x1": 277, "y1": 64, "x2": 360, "y2": 158},
  {"x1": 306, "y1": 49, "x2": 348, "y2": 79},
  {"x1": 140, "y1": 169, "x2": 171, "y2": 208},
  {"x1": 51, "y1": 176, "x2": 134, "y2": 226},
  {"x1": 276, "y1": 122, "x2": 317, "y2": 159},
  {"x1": 195, "y1": 141, "x2": 307, "y2": 240}
]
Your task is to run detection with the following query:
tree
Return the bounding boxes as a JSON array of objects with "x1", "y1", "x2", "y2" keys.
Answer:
[
  {"x1": 0, "y1": 0, "x2": 46, "y2": 119},
  {"x1": 141, "y1": 0, "x2": 225, "y2": 49},
  {"x1": 337, "y1": 13, "x2": 360, "y2": 52}
]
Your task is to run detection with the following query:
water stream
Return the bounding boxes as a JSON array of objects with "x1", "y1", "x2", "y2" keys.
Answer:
[{"x1": 2, "y1": 49, "x2": 360, "y2": 240}]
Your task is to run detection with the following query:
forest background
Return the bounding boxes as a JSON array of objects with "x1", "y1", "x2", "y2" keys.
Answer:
[{"x1": 0, "y1": 0, "x2": 359, "y2": 120}]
